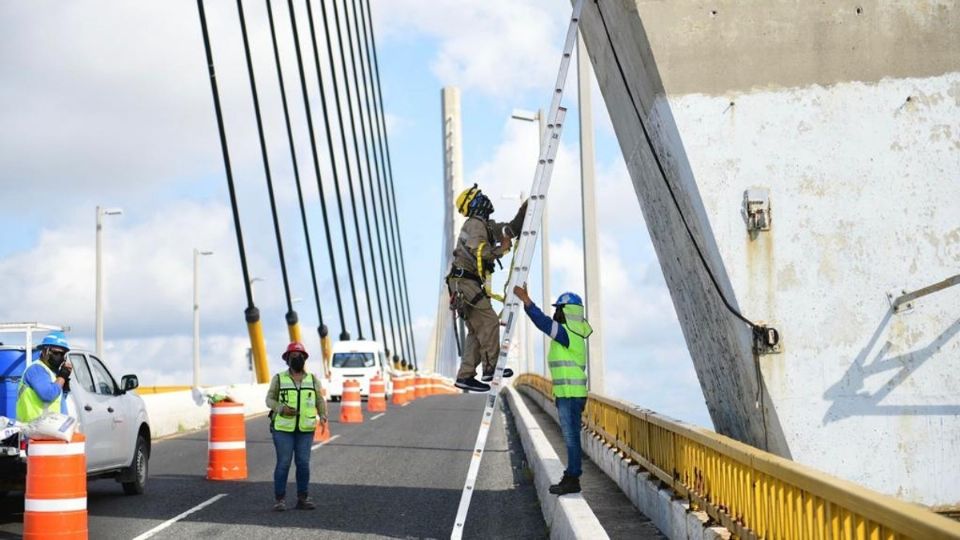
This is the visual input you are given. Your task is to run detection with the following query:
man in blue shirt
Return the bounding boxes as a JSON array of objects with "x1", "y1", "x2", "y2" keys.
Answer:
[
  {"x1": 514, "y1": 284, "x2": 593, "y2": 495},
  {"x1": 16, "y1": 331, "x2": 73, "y2": 422}
]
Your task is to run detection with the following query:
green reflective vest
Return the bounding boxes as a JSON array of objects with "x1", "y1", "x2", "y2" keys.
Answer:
[
  {"x1": 547, "y1": 304, "x2": 593, "y2": 398},
  {"x1": 272, "y1": 372, "x2": 319, "y2": 433},
  {"x1": 16, "y1": 362, "x2": 61, "y2": 423}
]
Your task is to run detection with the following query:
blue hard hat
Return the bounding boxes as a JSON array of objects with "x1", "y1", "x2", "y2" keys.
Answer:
[
  {"x1": 39, "y1": 331, "x2": 70, "y2": 351},
  {"x1": 552, "y1": 292, "x2": 583, "y2": 307}
]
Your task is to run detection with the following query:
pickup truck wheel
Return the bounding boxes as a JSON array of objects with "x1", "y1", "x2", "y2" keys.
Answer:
[{"x1": 122, "y1": 435, "x2": 148, "y2": 495}]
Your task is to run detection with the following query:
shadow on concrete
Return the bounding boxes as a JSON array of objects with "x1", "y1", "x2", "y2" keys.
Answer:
[{"x1": 823, "y1": 309, "x2": 960, "y2": 423}]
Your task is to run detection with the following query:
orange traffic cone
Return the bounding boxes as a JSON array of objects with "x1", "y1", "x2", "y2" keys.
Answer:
[
  {"x1": 368, "y1": 375, "x2": 387, "y2": 413},
  {"x1": 392, "y1": 374, "x2": 407, "y2": 405},
  {"x1": 414, "y1": 374, "x2": 427, "y2": 399},
  {"x1": 313, "y1": 418, "x2": 331, "y2": 443},
  {"x1": 24, "y1": 433, "x2": 87, "y2": 540},
  {"x1": 340, "y1": 380, "x2": 363, "y2": 423},
  {"x1": 207, "y1": 401, "x2": 247, "y2": 480}
]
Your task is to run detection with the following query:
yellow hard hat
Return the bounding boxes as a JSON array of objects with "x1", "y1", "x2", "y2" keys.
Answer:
[{"x1": 456, "y1": 184, "x2": 481, "y2": 217}]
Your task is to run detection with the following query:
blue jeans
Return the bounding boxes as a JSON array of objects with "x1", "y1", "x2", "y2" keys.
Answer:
[
  {"x1": 555, "y1": 397, "x2": 586, "y2": 478},
  {"x1": 272, "y1": 431, "x2": 314, "y2": 500}
]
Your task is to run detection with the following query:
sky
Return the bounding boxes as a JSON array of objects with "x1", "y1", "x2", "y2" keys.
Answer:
[{"x1": 0, "y1": 0, "x2": 711, "y2": 428}]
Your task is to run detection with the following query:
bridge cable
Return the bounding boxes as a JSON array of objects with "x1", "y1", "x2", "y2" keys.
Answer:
[
  {"x1": 264, "y1": 0, "x2": 331, "y2": 353},
  {"x1": 348, "y1": 0, "x2": 400, "y2": 367},
  {"x1": 195, "y1": 0, "x2": 269, "y2": 383},
  {"x1": 593, "y1": 0, "x2": 763, "y2": 334},
  {"x1": 312, "y1": 0, "x2": 378, "y2": 343},
  {"x1": 302, "y1": 0, "x2": 367, "y2": 340},
  {"x1": 236, "y1": 0, "x2": 300, "y2": 342},
  {"x1": 333, "y1": 0, "x2": 394, "y2": 359},
  {"x1": 357, "y1": 0, "x2": 414, "y2": 368},
  {"x1": 285, "y1": 0, "x2": 351, "y2": 340},
  {"x1": 362, "y1": 0, "x2": 419, "y2": 367}
]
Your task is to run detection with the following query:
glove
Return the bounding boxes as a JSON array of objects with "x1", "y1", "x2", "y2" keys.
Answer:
[
  {"x1": 506, "y1": 200, "x2": 528, "y2": 237},
  {"x1": 57, "y1": 364, "x2": 72, "y2": 381},
  {"x1": 62, "y1": 378, "x2": 71, "y2": 393}
]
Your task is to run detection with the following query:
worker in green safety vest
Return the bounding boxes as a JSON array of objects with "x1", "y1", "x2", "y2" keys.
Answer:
[
  {"x1": 514, "y1": 284, "x2": 593, "y2": 496},
  {"x1": 17, "y1": 331, "x2": 73, "y2": 423},
  {"x1": 265, "y1": 341, "x2": 326, "y2": 512}
]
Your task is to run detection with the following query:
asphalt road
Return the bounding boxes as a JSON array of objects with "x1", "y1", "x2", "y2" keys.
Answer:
[{"x1": 0, "y1": 394, "x2": 545, "y2": 539}]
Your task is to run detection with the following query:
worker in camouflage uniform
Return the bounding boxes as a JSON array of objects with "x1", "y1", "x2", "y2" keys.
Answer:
[{"x1": 448, "y1": 184, "x2": 526, "y2": 391}]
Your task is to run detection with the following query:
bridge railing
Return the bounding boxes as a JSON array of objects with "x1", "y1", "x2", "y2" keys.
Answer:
[{"x1": 515, "y1": 374, "x2": 960, "y2": 540}]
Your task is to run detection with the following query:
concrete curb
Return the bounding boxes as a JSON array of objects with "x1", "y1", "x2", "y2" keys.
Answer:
[
  {"x1": 517, "y1": 386, "x2": 731, "y2": 540},
  {"x1": 504, "y1": 386, "x2": 610, "y2": 540},
  {"x1": 140, "y1": 384, "x2": 270, "y2": 440}
]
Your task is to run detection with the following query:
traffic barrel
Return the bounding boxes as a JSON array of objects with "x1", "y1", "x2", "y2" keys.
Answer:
[
  {"x1": 313, "y1": 418, "x2": 331, "y2": 443},
  {"x1": 24, "y1": 433, "x2": 87, "y2": 540},
  {"x1": 368, "y1": 375, "x2": 387, "y2": 413},
  {"x1": 414, "y1": 374, "x2": 427, "y2": 399},
  {"x1": 339, "y1": 380, "x2": 363, "y2": 423},
  {"x1": 391, "y1": 374, "x2": 407, "y2": 405},
  {"x1": 207, "y1": 401, "x2": 247, "y2": 480}
]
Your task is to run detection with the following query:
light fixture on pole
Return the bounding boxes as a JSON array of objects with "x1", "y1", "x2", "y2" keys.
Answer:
[
  {"x1": 510, "y1": 108, "x2": 551, "y2": 373},
  {"x1": 95, "y1": 206, "x2": 123, "y2": 359},
  {"x1": 193, "y1": 249, "x2": 213, "y2": 389},
  {"x1": 248, "y1": 277, "x2": 265, "y2": 304}
]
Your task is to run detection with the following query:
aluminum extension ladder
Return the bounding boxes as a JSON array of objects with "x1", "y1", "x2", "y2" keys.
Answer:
[{"x1": 450, "y1": 1, "x2": 584, "y2": 537}]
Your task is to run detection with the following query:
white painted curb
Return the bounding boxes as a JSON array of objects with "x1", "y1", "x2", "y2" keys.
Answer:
[
  {"x1": 504, "y1": 386, "x2": 610, "y2": 540},
  {"x1": 140, "y1": 384, "x2": 271, "y2": 440},
  {"x1": 516, "y1": 385, "x2": 732, "y2": 540}
]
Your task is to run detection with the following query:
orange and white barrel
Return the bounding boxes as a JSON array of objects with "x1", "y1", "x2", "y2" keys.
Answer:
[
  {"x1": 368, "y1": 375, "x2": 387, "y2": 413},
  {"x1": 414, "y1": 374, "x2": 427, "y2": 399},
  {"x1": 340, "y1": 380, "x2": 363, "y2": 423},
  {"x1": 24, "y1": 433, "x2": 87, "y2": 540},
  {"x1": 207, "y1": 401, "x2": 247, "y2": 480},
  {"x1": 391, "y1": 374, "x2": 407, "y2": 405}
]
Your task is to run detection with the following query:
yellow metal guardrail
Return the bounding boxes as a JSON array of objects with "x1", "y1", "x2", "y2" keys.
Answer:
[
  {"x1": 515, "y1": 374, "x2": 960, "y2": 540},
  {"x1": 134, "y1": 385, "x2": 193, "y2": 395}
]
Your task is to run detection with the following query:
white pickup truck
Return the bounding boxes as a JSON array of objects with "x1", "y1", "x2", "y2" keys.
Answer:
[{"x1": 0, "y1": 324, "x2": 151, "y2": 497}]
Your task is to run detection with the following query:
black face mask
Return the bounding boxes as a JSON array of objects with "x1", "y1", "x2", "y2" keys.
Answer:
[
  {"x1": 552, "y1": 307, "x2": 566, "y2": 325},
  {"x1": 288, "y1": 357, "x2": 306, "y2": 373},
  {"x1": 45, "y1": 349, "x2": 66, "y2": 371}
]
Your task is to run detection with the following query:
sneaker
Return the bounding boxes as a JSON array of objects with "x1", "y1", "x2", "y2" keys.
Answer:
[
  {"x1": 272, "y1": 499, "x2": 286, "y2": 512},
  {"x1": 454, "y1": 377, "x2": 491, "y2": 392},
  {"x1": 481, "y1": 367, "x2": 514, "y2": 382},
  {"x1": 548, "y1": 474, "x2": 581, "y2": 495},
  {"x1": 295, "y1": 496, "x2": 316, "y2": 510}
]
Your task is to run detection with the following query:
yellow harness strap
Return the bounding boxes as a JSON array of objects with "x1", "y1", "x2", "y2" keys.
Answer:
[{"x1": 476, "y1": 242, "x2": 505, "y2": 303}]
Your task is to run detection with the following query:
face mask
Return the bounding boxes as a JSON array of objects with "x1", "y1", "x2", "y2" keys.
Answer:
[
  {"x1": 288, "y1": 357, "x2": 306, "y2": 373},
  {"x1": 45, "y1": 349, "x2": 65, "y2": 370},
  {"x1": 552, "y1": 307, "x2": 566, "y2": 325}
]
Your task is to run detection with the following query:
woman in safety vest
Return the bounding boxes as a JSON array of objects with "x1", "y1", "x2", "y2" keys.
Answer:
[
  {"x1": 265, "y1": 342, "x2": 326, "y2": 511},
  {"x1": 514, "y1": 284, "x2": 593, "y2": 496}
]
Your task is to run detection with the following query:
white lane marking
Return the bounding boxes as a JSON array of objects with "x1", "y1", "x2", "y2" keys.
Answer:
[
  {"x1": 370, "y1": 413, "x2": 385, "y2": 421},
  {"x1": 131, "y1": 494, "x2": 227, "y2": 540},
  {"x1": 311, "y1": 434, "x2": 341, "y2": 451}
]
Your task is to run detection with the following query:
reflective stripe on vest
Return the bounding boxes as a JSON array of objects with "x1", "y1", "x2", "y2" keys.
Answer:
[
  {"x1": 273, "y1": 372, "x2": 318, "y2": 432},
  {"x1": 16, "y1": 362, "x2": 61, "y2": 423}
]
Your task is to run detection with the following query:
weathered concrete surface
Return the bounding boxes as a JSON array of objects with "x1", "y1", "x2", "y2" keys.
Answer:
[{"x1": 578, "y1": 0, "x2": 960, "y2": 506}]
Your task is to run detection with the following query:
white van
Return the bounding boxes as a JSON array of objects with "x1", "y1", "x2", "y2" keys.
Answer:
[{"x1": 326, "y1": 340, "x2": 393, "y2": 401}]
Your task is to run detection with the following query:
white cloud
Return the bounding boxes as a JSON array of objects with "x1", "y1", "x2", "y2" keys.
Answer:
[{"x1": 373, "y1": 0, "x2": 567, "y2": 98}]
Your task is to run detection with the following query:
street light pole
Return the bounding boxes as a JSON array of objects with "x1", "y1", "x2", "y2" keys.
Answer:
[
  {"x1": 510, "y1": 109, "x2": 551, "y2": 374},
  {"x1": 95, "y1": 206, "x2": 123, "y2": 359},
  {"x1": 193, "y1": 249, "x2": 213, "y2": 389}
]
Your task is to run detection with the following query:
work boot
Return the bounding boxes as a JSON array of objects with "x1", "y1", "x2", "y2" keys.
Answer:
[
  {"x1": 481, "y1": 367, "x2": 514, "y2": 382},
  {"x1": 272, "y1": 499, "x2": 286, "y2": 512},
  {"x1": 295, "y1": 495, "x2": 316, "y2": 510},
  {"x1": 548, "y1": 474, "x2": 581, "y2": 495},
  {"x1": 455, "y1": 377, "x2": 491, "y2": 392}
]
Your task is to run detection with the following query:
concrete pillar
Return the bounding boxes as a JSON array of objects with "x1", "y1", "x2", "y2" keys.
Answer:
[{"x1": 578, "y1": 33, "x2": 604, "y2": 393}]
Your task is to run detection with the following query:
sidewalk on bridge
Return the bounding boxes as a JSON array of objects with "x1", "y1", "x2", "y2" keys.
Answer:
[{"x1": 510, "y1": 387, "x2": 665, "y2": 540}]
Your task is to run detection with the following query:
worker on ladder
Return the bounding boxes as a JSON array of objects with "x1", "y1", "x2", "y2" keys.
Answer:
[
  {"x1": 513, "y1": 284, "x2": 593, "y2": 495},
  {"x1": 448, "y1": 184, "x2": 526, "y2": 392}
]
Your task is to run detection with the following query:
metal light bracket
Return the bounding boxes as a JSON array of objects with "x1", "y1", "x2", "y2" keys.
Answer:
[
  {"x1": 743, "y1": 188, "x2": 772, "y2": 232},
  {"x1": 753, "y1": 324, "x2": 782, "y2": 355}
]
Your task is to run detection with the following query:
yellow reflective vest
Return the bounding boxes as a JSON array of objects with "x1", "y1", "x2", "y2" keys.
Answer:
[
  {"x1": 548, "y1": 304, "x2": 593, "y2": 399},
  {"x1": 272, "y1": 372, "x2": 319, "y2": 433}
]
